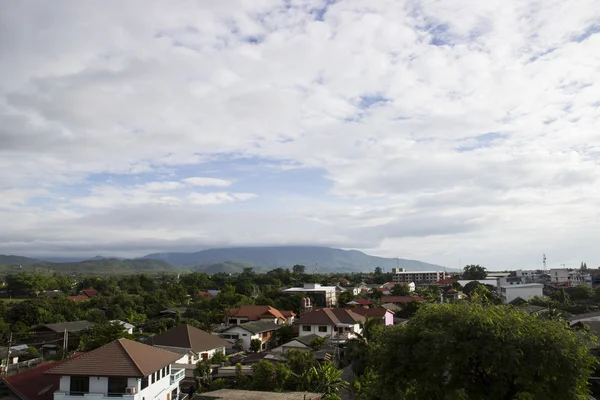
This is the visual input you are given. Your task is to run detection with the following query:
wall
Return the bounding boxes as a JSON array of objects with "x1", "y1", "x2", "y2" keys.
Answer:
[
  {"x1": 298, "y1": 324, "x2": 333, "y2": 337},
  {"x1": 219, "y1": 326, "x2": 258, "y2": 351},
  {"x1": 383, "y1": 311, "x2": 394, "y2": 326},
  {"x1": 502, "y1": 286, "x2": 543, "y2": 303}
]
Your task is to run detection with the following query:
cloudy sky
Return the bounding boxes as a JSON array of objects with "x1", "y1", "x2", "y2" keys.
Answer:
[{"x1": 1, "y1": 0, "x2": 599, "y2": 270}]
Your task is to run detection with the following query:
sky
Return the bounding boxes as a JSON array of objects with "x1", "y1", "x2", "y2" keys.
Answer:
[{"x1": 1, "y1": 0, "x2": 599, "y2": 270}]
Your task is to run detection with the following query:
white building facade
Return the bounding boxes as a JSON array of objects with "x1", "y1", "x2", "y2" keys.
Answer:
[
  {"x1": 500, "y1": 284, "x2": 544, "y2": 304},
  {"x1": 392, "y1": 268, "x2": 447, "y2": 284}
]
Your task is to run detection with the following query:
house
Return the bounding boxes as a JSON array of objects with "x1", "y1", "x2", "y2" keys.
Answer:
[
  {"x1": 111, "y1": 320, "x2": 135, "y2": 335},
  {"x1": 270, "y1": 333, "x2": 333, "y2": 354},
  {"x1": 380, "y1": 296, "x2": 426, "y2": 307},
  {"x1": 442, "y1": 289, "x2": 463, "y2": 302},
  {"x1": 499, "y1": 284, "x2": 543, "y2": 304},
  {"x1": 2, "y1": 354, "x2": 85, "y2": 400},
  {"x1": 567, "y1": 311, "x2": 600, "y2": 324},
  {"x1": 219, "y1": 321, "x2": 281, "y2": 352},
  {"x1": 280, "y1": 310, "x2": 296, "y2": 325},
  {"x1": 67, "y1": 290, "x2": 98, "y2": 302},
  {"x1": 198, "y1": 389, "x2": 323, "y2": 400},
  {"x1": 45, "y1": 338, "x2": 184, "y2": 400},
  {"x1": 380, "y1": 302, "x2": 402, "y2": 312},
  {"x1": 283, "y1": 283, "x2": 338, "y2": 307},
  {"x1": 226, "y1": 305, "x2": 294, "y2": 325},
  {"x1": 351, "y1": 308, "x2": 394, "y2": 326},
  {"x1": 295, "y1": 308, "x2": 365, "y2": 342},
  {"x1": 159, "y1": 307, "x2": 188, "y2": 316},
  {"x1": 518, "y1": 305, "x2": 547, "y2": 315},
  {"x1": 150, "y1": 324, "x2": 229, "y2": 363},
  {"x1": 33, "y1": 321, "x2": 93, "y2": 346},
  {"x1": 198, "y1": 291, "x2": 214, "y2": 298},
  {"x1": 346, "y1": 298, "x2": 372, "y2": 308}
]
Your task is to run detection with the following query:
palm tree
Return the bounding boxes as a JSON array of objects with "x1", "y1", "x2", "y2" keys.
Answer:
[
  {"x1": 295, "y1": 361, "x2": 350, "y2": 396},
  {"x1": 345, "y1": 318, "x2": 383, "y2": 375}
]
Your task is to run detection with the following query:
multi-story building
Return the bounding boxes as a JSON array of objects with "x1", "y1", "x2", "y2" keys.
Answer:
[
  {"x1": 295, "y1": 308, "x2": 365, "y2": 343},
  {"x1": 391, "y1": 268, "x2": 447, "y2": 285},
  {"x1": 283, "y1": 283, "x2": 337, "y2": 307},
  {"x1": 47, "y1": 338, "x2": 184, "y2": 400},
  {"x1": 500, "y1": 283, "x2": 544, "y2": 304}
]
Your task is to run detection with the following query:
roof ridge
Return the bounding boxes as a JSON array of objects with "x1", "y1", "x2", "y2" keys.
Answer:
[
  {"x1": 45, "y1": 338, "x2": 117, "y2": 375},
  {"x1": 117, "y1": 338, "x2": 145, "y2": 376}
]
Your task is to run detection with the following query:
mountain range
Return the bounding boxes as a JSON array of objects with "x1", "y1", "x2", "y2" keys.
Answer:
[{"x1": 0, "y1": 246, "x2": 447, "y2": 274}]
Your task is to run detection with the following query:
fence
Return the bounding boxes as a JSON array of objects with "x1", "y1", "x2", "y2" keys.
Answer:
[{"x1": 4, "y1": 357, "x2": 43, "y2": 375}]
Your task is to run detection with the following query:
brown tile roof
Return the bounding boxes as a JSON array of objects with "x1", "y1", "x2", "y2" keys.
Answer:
[
  {"x1": 351, "y1": 308, "x2": 393, "y2": 318},
  {"x1": 150, "y1": 324, "x2": 229, "y2": 353},
  {"x1": 381, "y1": 295, "x2": 426, "y2": 304},
  {"x1": 354, "y1": 298, "x2": 373, "y2": 305},
  {"x1": 3, "y1": 353, "x2": 85, "y2": 400},
  {"x1": 227, "y1": 305, "x2": 286, "y2": 322},
  {"x1": 46, "y1": 338, "x2": 181, "y2": 377},
  {"x1": 280, "y1": 310, "x2": 296, "y2": 317},
  {"x1": 297, "y1": 308, "x2": 365, "y2": 325},
  {"x1": 80, "y1": 289, "x2": 98, "y2": 297},
  {"x1": 67, "y1": 295, "x2": 90, "y2": 301}
]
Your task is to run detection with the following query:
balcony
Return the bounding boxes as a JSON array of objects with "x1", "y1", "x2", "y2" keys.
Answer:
[
  {"x1": 171, "y1": 368, "x2": 185, "y2": 384},
  {"x1": 53, "y1": 392, "x2": 135, "y2": 400}
]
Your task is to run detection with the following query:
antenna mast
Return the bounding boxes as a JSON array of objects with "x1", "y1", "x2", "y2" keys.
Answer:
[{"x1": 543, "y1": 254, "x2": 547, "y2": 272}]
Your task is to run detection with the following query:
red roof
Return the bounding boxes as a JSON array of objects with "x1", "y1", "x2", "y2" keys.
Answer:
[
  {"x1": 381, "y1": 295, "x2": 426, "y2": 304},
  {"x1": 351, "y1": 308, "x2": 393, "y2": 318},
  {"x1": 354, "y1": 298, "x2": 373, "y2": 305},
  {"x1": 297, "y1": 308, "x2": 365, "y2": 325},
  {"x1": 80, "y1": 289, "x2": 98, "y2": 297},
  {"x1": 280, "y1": 310, "x2": 296, "y2": 317},
  {"x1": 228, "y1": 306, "x2": 286, "y2": 322},
  {"x1": 3, "y1": 353, "x2": 85, "y2": 400},
  {"x1": 67, "y1": 295, "x2": 90, "y2": 301},
  {"x1": 198, "y1": 291, "x2": 214, "y2": 298}
]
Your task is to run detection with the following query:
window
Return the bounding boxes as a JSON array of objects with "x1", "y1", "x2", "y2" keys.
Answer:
[
  {"x1": 70, "y1": 376, "x2": 89, "y2": 395},
  {"x1": 242, "y1": 333, "x2": 247, "y2": 337},
  {"x1": 229, "y1": 318, "x2": 237, "y2": 324},
  {"x1": 302, "y1": 325, "x2": 311, "y2": 332},
  {"x1": 318, "y1": 326, "x2": 327, "y2": 332},
  {"x1": 202, "y1": 353, "x2": 209, "y2": 360},
  {"x1": 161, "y1": 367, "x2": 165, "y2": 378},
  {"x1": 167, "y1": 365, "x2": 170, "y2": 374},
  {"x1": 151, "y1": 373, "x2": 155, "y2": 384},
  {"x1": 107, "y1": 377, "x2": 128, "y2": 396},
  {"x1": 141, "y1": 376, "x2": 149, "y2": 390}
]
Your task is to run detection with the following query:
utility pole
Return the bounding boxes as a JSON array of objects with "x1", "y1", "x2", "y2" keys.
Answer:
[
  {"x1": 3, "y1": 332, "x2": 12, "y2": 377},
  {"x1": 62, "y1": 329, "x2": 68, "y2": 359}
]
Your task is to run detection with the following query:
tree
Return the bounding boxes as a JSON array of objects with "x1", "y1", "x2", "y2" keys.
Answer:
[
  {"x1": 338, "y1": 290, "x2": 355, "y2": 307},
  {"x1": 371, "y1": 303, "x2": 598, "y2": 399},
  {"x1": 309, "y1": 336, "x2": 327, "y2": 351},
  {"x1": 566, "y1": 285, "x2": 594, "y2": 302},
  {"x1": 462, "y1": 264, "x2": 487, "y2": 280},
  {"x1": 251, "y1": 360, "x2": 277, "y2": 391},
  {"x1": 391, "y1": 284, "x2": 410, "y2": 296},
  {"x1": 250, "y1": 338, "x2": 262, "y2": 353},
  {"x1": 293, "y1": 265, "x2": 306, "y2": 275},
  {"x1": 295, "y1": 361, "x2": 350, "y2": 397},
  {"x1": 78, "y1": 321, "x2": 131, "y2": 351},
  {"x1": 462, "y1": 280, "x2": 482, "y2": 295},
  {"x1": 346, "y1": 317, "x2": 384, "y2": 376},
  {"x1": 209, "y1": 349, "x2": 227, "y2": 365}
]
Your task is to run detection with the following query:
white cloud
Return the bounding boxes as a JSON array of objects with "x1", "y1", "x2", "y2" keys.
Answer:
[
  {"x1": 183, "y1": 177, "x2": 232, "y2": 187},
  {"x1": 1, "y1": 0, "x2": 600, "y2": 268}
]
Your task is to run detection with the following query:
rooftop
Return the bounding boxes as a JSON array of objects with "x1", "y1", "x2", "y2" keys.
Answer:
[
  {"x1": 296, "y1": 308, "x2": 365, "y2": 326},
  {"x1": 150, "y1": 324, "x2": 229, "y2": 353},
  {"x1": 3, "y1": 354, "x2": 85, "y2": 400},
  {"x1": 228, "y1": 305, "x2": 287, "y2": 322},
  {"x1": 46, "y1": 338, "x2": 181, "y2": 377},
  {"x1": 233, "y1": 320, "x2": 282, "y2": 334},
  {"x1": 500, "y1": 283, "x2": 544, "y2": 288},
  {"x1": 198, "y1": 389, "x2": 323, "y2": 400},
  {"x1": 380, "y1": 295, "x2": 426, "y2": 304},
  {"x1": 351, "y1": 308, "x2": 393, "y2": 318},
  {"x1": 35, "y1": 320, "x2": 93, "y2": 332}
]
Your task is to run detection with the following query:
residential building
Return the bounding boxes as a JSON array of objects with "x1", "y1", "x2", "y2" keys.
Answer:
[
  {"x1": 283, "y1": 283, "x2": 337, "y2": 307},
  {"x1": 392, "y1": 269, "x2": 447, "y2": 285},
  {"x1": 46, "y1": 338, "x2": 184, "y2": 400},
  {"x1": 351, "y1": 308, "x2": 394, "y2": 326},
  {"x1": 150, "y1": 324, "x2": 229, "y2": 363},
  {"x1": 567, "y1": 311, "x2": 600, "y2": 324},
  {"x1": 33, "y1": 321, "x2": 93, "y2": 347},
  {"x1": 197, "y1": 389, "x2": 323, "y2": 400},
  {"x1": 500, "y1": 283, "x2": 543, "y2": 304},
  {"x1": 226, "y1": 305, "x2": 294, "y2": 325},
  {"x1": 2, "y1": 354, "x2": 85, "y2": 400},
  {"x1": 111, "y1": 321, "x2": 135, "y2": 335},
  {"x1": 219, "y1": 321, "x2": 281, "y2": 352},
  {"x1": 295, "y1": 308, "x2": 365, "y2": 342},
  {"x1": 67, "y1": 290, "x2": 98, "y2": 302},
  {"x1": 380, "y1": 296, "x2": 426, "y2": 307},
  {"x1": 345, "y1": 298, "x2": 372, "y2": 308},
  {"x1": 271, "y1": 333, "x2": 330, "y2": 354}
]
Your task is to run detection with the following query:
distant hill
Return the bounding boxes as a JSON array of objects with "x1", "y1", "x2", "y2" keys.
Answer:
[
  {"x1": 195, "y1": 261, "x2": 258, "y2": 274},
  {"x1": 143, "y1": 246, "x2": 447, "y2": 272},
  {"x1": 0, "y1": 257, "x2": 181, "y2": 275},
  {"x1": 0, "y1": 255, "x2": 43, "y2": 265}
]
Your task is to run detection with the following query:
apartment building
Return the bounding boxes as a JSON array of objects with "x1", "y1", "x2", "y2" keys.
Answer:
[{"x1": 391, "y1": 268, "x2": 447, "y2": 285}]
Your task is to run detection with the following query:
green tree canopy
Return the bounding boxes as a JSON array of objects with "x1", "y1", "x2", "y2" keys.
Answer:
[
  {"x1": 370, "y1": 303, "x2": 597, "y2": 400},
  {"x1": 462, "y1": 264, "x2": 487, "y2": 280},
  {"x1": 391, "y1": 283, "x2": 410, "y2": 296},
  {"x1": 78, "y1": 321, "x2": 132, "y2": 352}
]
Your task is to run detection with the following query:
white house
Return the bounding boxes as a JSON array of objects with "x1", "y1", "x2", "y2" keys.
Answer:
[
  {"x1": 150, "y1": 324, "x2": 229, "y2": 364},
  {"x1": 500, "y1": 283, "x2": 544, "y2": 304},
  {"x1": 47, "y1": 338, "x2": 184, "y2": 400},
  {"x1": 295, "y1": 308, "x2": 365, "y2": 343},
  {"x1": 112, "y1": 320, "x2": 135, "y2": 335},
  {"x1": 219, "y1": 321, "x2": 281, "y2": 352}
]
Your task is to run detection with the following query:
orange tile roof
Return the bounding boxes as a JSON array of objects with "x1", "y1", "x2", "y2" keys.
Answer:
[
  {"x1": 228, "y1": 306, "x2": 286, "y2": 322},
  {"x1": 46, "y1": 339, "x2": 181, "y2": 377}
]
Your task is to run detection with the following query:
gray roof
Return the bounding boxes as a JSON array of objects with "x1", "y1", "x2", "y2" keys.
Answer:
[
  {"x1": 295, "y1": 334, "x2": 322, "y2": 346},
  {"x1": 36, "y1": 320, "x2": 93, "y2": 332},
  {"x1": 236, "y1": 321, "x2": 281, "y2": 334},
  {"x1": 567, "y1": 311, "x2": 600, "y2": 321},
  {"x1": 519, "y1": 305, "x2": 546, "y2": 314},
  {"x1": 198, "y1": 389, "x2": 323, "y2": 400}
]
